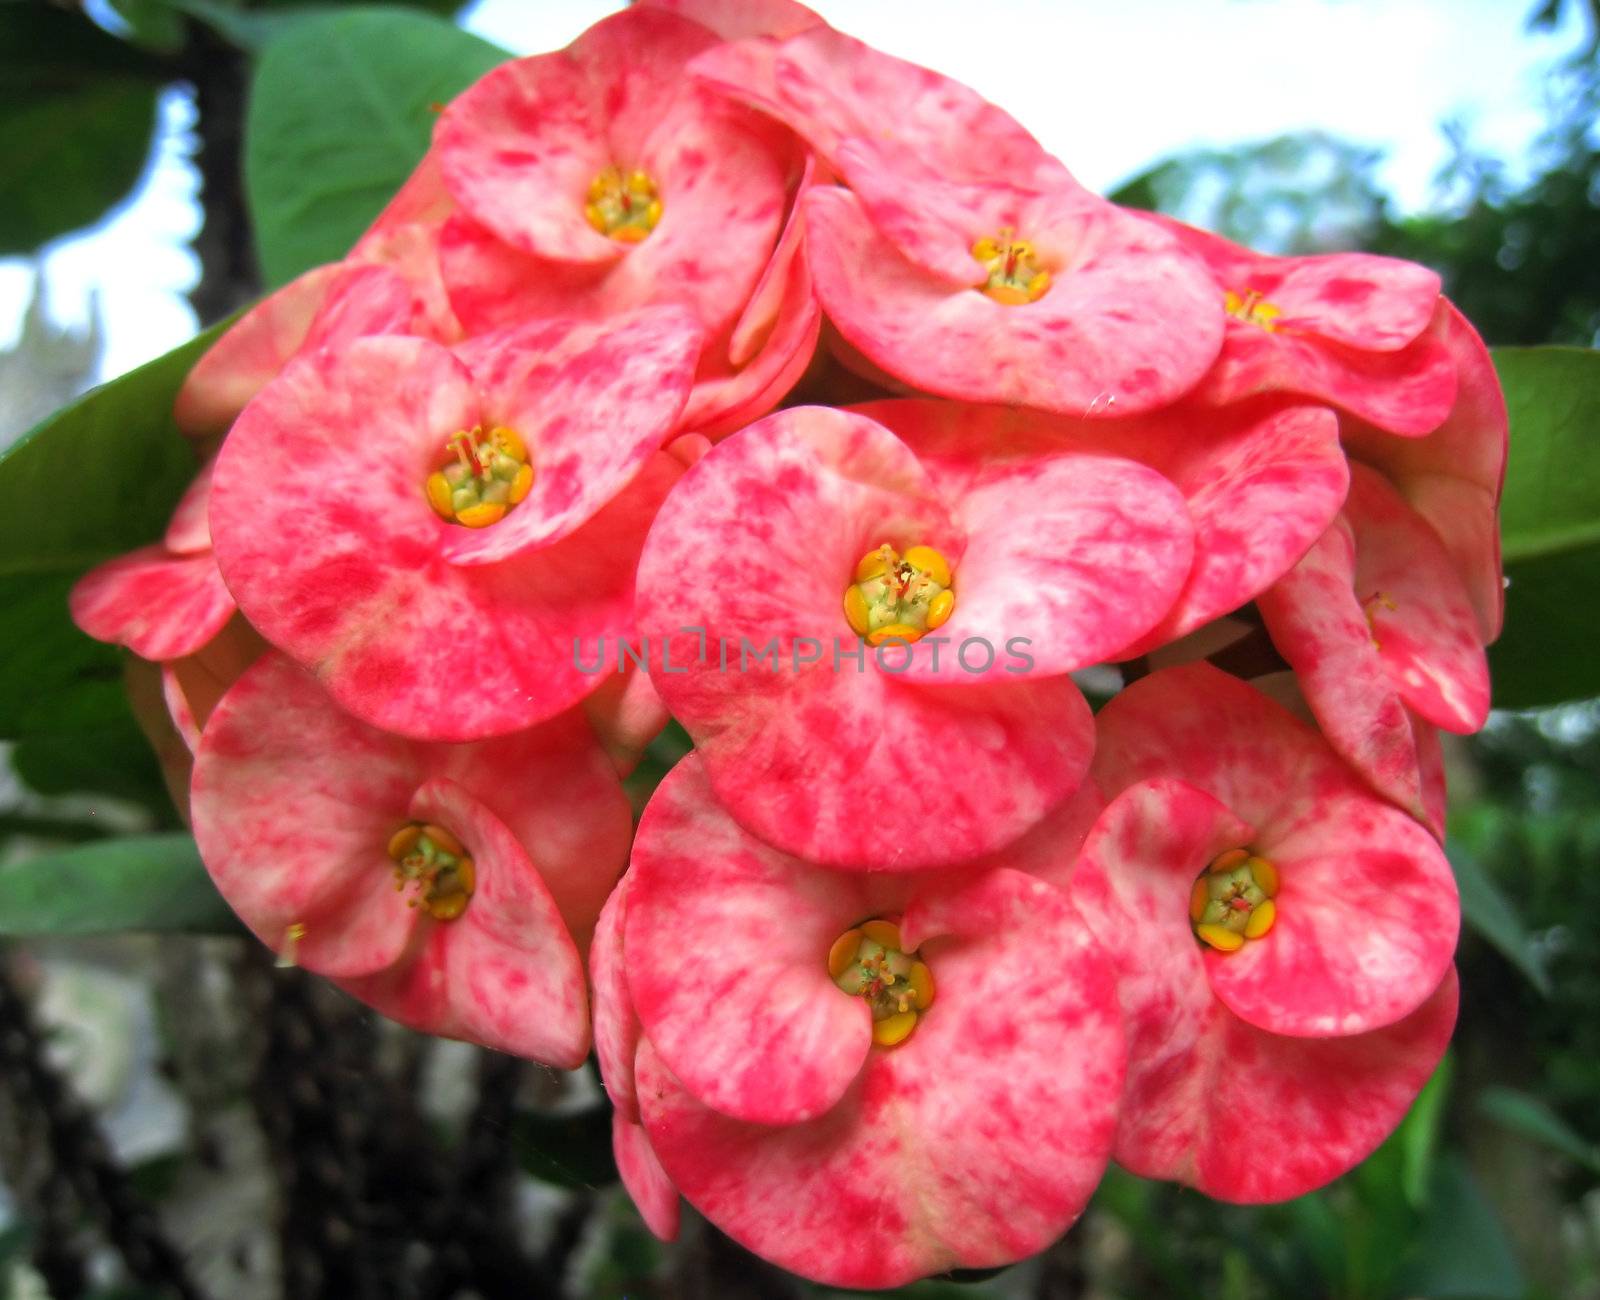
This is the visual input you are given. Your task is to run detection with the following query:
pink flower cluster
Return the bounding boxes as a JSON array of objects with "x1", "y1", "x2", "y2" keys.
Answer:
[{"x1": 72, "y1": 0, "x2": 1502, "y2": 1287}]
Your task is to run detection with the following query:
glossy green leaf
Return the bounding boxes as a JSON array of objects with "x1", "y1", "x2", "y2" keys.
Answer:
[
  {"x1": 1448, "y1": 844, "x2": 1554, "y2": 996},
  {"x1": 1391, "y1": 1156, "x2": 1526, "y2": 1299},
  {"x1": 1478, "y1": 1085, "x2": 1600, "y2": 1175},
  {"x1": 0, "y1": 834, "x2": 238, "y2": 936},
  {"x1": 0, "y1": 8, "x2": 164, "y2": 255},
  {"x1": 1490, "y1": 346, "x2": 1600, "y2": 708},
  {"x1": 244, "y1": 7, "x2": 507, "y2": 286}
]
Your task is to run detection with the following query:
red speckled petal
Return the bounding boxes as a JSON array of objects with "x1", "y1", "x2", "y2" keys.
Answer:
[
  {"x1": 1072, "y1": 779, "x2": 1457, "y2": 1200},
  {"x1": 162, "y1": 615, "x2": 269, "y2": 754},
  {"x1": 163, "y1": 460, "x2": 214, "y2": 554},
  {"x1": 863, "y1": 403, "x2": 1193, "y2": 675},
  {"x1": 614, "y1": 1112, "x2": 681, "y2": 1241},
  {"x1": 338, "y1": 776, "x2": 589, "y2": 1066},
  {"x1": 212, "y1": 337, "x2": 678, "y2": 739},
  {"x1": 582, "y1": 665, "x2": 670, "y2": 779},
  {"x1": 690, "y1": 27, "x2": 1071, "y2": 187},
  {"x1": 1415, "y1": 716, "x2": 1448, "y2": 841},
  {"x1": 352, "y1": 149, "x2": 454, "y2": 248},
  {"x1": 1343, "y1": 301, "x2": 1507, "y2": 641},
  {"x1": 70, "y1": 545, "x2": 235, "y2": 662},
  {"x1": 191, "y1": 653, "x2": 423, "y2": 976},
  {"x1": 806, "y1": 187, "x2": 1223, "y2": 417},
  {"x1": 626, "y1": 759, "x2": 874, "y2": 1124},
  {"x1": 442, "y1": 308, "x2": 701, "y2": 564},
  {"x1": 1347, "y1": 464, "x2": 1490, "y2": 732},
  {"x1": 636, "y1": 406, "x2": 1094, "y2": 867},
  {"x1": 174, "y1": 263, "x2": 434, "y2": 438},
  {"x1": 436, "y1": 10, "x2": 717, "y2": 264},
  {"x1": 639, "y1": 0, "x2": 822, "y2": 40},
  {"x1": 638, "y1": 866, "x2": 1123, "y2": 1289},
  {"x1": 1257, "y1": 519, "x2": 1431, "y2": 821},
  {"x1": 592, "y1": 875, "x2": 640, "y2": 1119}
]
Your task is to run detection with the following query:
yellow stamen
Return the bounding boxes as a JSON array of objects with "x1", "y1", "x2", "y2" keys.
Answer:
[
  {"x1": 926, "y1": 589, "x2": 955, "y2": 629},
  {"x1": 1244, "y1": 898, "x2": 1276, "y2": 939},
  {"x1": 973, "y1": 226, "x2": 1052, "y2": 306},
  {"x1": 456, "y1": 502, "x2": 507, "y2": 529},
  {"x1": 828, "y1": 928, "x2": 863, "y2": 978},
  {"x1": 584, "y1": 165, "x2": 663, "y2": 242},
  {"x1": 1224, "y1": 288, "x2": 1283, "y2": 331},
  {"x1": 1210, "y1": 848, "x2": 1250, "y2": 874},
  {"x1": 909, "y1": 961, "x2": 935, "y2": 1011},
  {"x1": 855, "y1": 548, "x2": 890, "y2": 582},
  {"x1": 421, "y1": 823, "x2": 464, "y2": 857},
  {"x1": 872, "y1": 1011, "x2": 919, "y2": 1047},
  {"x1": 1189, "y1": 877, "x2": 1209, "y2": 924},
  {"x1": 510, "y1": 463, "x2": 534, "y2": 505},
  {"x1": 843, "y1": 586, "x2": 871, "y2": 636},
  {"x1": 387, "y1": 825, "x2": 423, "y2": 860},
  {"x1": 1250, "y1": 857, "x2": 1279, "y2": 898},
  {"x1": 860, "y1": 919, "x2": 902, "y2": 951},
  {"x1": 425, "y1": 472, "x2": 455, "y2": 520},
  {"x1": 1197, "y1": 924, "x2": 1245, "y2": 952},
  {"x1": 845, "y1": 543, "x2": 955, "y2": 643},
  {"x1": 902, "y1": 546, "x2": 951, "y2": 588},
  {"x1": 867, "y1": 623, "x2": 923, "y2": 646}
]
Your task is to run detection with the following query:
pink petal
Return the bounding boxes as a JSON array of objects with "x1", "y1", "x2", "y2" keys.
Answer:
[
  {"x1": 690, "y1": 27, "x2": 1071, "y2": 187},
  {"x1": 638, "y1": 0, "x2": 823, "y2": 40},
  {"x1": 338, "y1": 776, "x2": 590, "y2": 1066},
  {"x1": 592, "y1": 875, "x2": 641, "y2": 1119},
  {"x1": 442, "y1": 308, "x2": 702, "y2": 565},
  {"x1": 162, "y1": 615, "x2": 270, "y2": 754},
  {"x1": 163, "y1": 460, "x2": 215, "y2": 554},
  {"x1": 1072, "y1": 778, "x2": 1458, "y2": 1201},
  {"x1": 211, "y1": 337, "x2": 678, "y2": 739},
  {"x1": 70, "y1": 545, "x2": 235, "y2": 662},
  {"x1": 625, "y1": 758, "x2": 875, "y2": 1124},
  {"x1": 582, "y1": 666, "x2": 670, "y2": 779},
  {"x1": 637, "y1": 866, "x2": 1123, "y2": 1289},
  {"x1": 1257, "y1": 518, "x2": 1432, "y2": 821},
  {"x1": 351, "y1": 149, "x2": 454, "y2": 250},
  {"x1": 1346, "y1": 464, "x2": 1490, "y2": 732},
  {"x1": 635, "y1": 406, "x2": 1095, "y2": 867},
  {"x1": 805, "y1": 186, "x2": 1223, "y2": 417},
  {"x1": 614, "y1": 1113, "x2": 681, "y2": 1241},
  {"x1": 1342, "y1": 302, "x2": 1507, "y2": 641},
  {"x1": 190, "y1": 653, "x2": 425, "y2": 976},
  {"x1": 861, "y1": 400, "x2": 1196, "y2": 675},
  {"x1": 173, "y1": 263, "x2": 434, "y2": 439}
]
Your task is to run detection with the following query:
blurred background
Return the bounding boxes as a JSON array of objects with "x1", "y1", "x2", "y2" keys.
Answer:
[{"x1": 1, "y1": 1, "x2": 1598, "y2": 1296}]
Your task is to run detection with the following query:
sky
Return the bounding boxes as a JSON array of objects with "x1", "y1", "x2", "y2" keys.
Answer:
[{"x1": 0, "y1": 0, "x2": 1585, "y2": 384}]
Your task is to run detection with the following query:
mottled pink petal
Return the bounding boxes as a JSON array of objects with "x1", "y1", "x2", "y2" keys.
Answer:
[
  {"x1": 1347, "y1": 464, "x2": 1490, "y2": 732},
  {"x1": 1093, "y1": 665, "x2": 1458, "y2": 1035},
  {"x1": 861, "y1": 401, "x2": 1195, "y2": 675},
  {"x1": 163, "y1": 460, "x2": 214, "y2": 554},
  {"x1": 639, "y1": 0, "x2": 823, "y2": 40},
  {"x1": 626, "y1": 759, "x2": 874, "y2": 1124},
  {"x1": 211, "y1": 337, "x2": 685, "y2": 739},
  {"x1": 338, "y1": 776, "x2": 589, "y2": 1066},
  {"x1": 582, "y1": 667, "x2": 670, "y2": 779},
  {"x1": 174, "y1": 263, "x2": 434, "y2": 438},
  {"x1": 1343, "y1": 302, "x2": 1507, "y2": 641},
  {"x1": 1257, "y1": 518, "x2": 1431, "y2": 821},
  {"x1": 442, "y1": 308, "x2": 701, "y2": 564},
  {"x1": 191, "y1": 654, "x2": 425, "y2": 976},
  {"x1": 162, "y1": 615, "x2": 270, "y2": 755},
  {"x1": 690, "y1": 26, "x2": 1071, "y2": 187},
  {"x1": 806, "y1": 186, "x2": 1222, "y2": 416},
  {"x1": 614, "y1": 1112, "x2": 681, "y2": 1241},
  {"x1": 1072, "y1": 778, "x2": 1458, "y2": 1201},
  {"x1": 592, "y1": 875, "x2": 641, "y2": 1119},
  {"x1": 70, "y1": 546, "x2": 235, "y2": 662},
  {"x1": 636, "y1": 406, "x2": 1094, "y2": 867},
  {"x1": 638, "y1": 866, "x2": 1123, "y2": 1289},
  {"x1": 351, "y1": 149, "x2": 454, "y2": 250}
]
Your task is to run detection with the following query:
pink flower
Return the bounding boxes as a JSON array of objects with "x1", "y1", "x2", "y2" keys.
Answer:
[
  {"x1": 636, "y1": 401, "x2": 1199, "y2": 867},
  {"x1": 1155, "y1": 214, "x2": 1457, "y2": 435},
  {"x1": 191, "y1": 652, "x2": 631, "y2": 1065},
  {"x1": 434, "y1": 6, "x2": 817, "y2": 436},
  {"x1": 71, "y1": 461, "x2": 235, "y2": 664},
  {"x1": 619, "y1": 756, "x2": 1123, "y2": 1288},
  {"x1": 1070, "y1": 663, "x2": 1459, "y2": 1202},
  {"x1": 1342, "y1": 301, "x2": 1508, "y2": 643},
  {"x1": 209, "y1": 307, "x2": 702, "y2": 741},
  {"x1": 1258, "y1": 464, "x2": 1491, "y2": 832}
]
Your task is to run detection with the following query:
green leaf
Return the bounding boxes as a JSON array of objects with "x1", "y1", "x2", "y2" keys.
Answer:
[
  {"x1": 106, "y1": 0, "x2": 189, "y2": 53},
  {"x1": 0, "y1": 8, "x2": 164, "y2": 255},
  {"x1": 512, "y1": 1100, "x2": 617, "y2": 1189},
  {"x1": 244, "y1": 6, "x2": 507, "y2": 286},
  {"x1": 1392, "y1": 1155, "x2": 1526, "y2": 1299},
  {"x1": 1399, "y1": 1053, "x2": 1453, "y2": 1210},
  {"x1": 0, "y1": 834, "x2": 239, "y2": 936},
  {"x1": 1478, "y1": 1085, "x2": 1600, "y2": 1175},
  {"x1": 1447, "y1": 844, "x2": 1553, "y2": 996},
  {"x1": 1490, "y1": 346, "x2": 1600, "y2": 708}
]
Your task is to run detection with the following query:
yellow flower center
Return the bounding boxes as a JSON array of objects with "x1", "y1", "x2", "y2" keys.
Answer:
[
  {"x1": 843, "y1": 543, "x2": 955, "y2": 646},
  {"x1": 1190, "y1": 849, "x2": 1279, "y2": 952},
  {"x1": 425, "y1": 425, "x2": 533, "y2": 529},
  {"x1": 1224, "y1": 288, "x2": 1283, "y2": 332},
  {"x1": 585, "y1": 166, "x2": 663, "y2": 244},
  {"x1": 387, "y1": 822, "x2": 476, "y2": 922},
  {"x1": 971, "y1": 228, "x2": 1051, "y2": 305},
  {"x1": 828, "y1": 918, "x2": 936, "y2": 1048}
]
